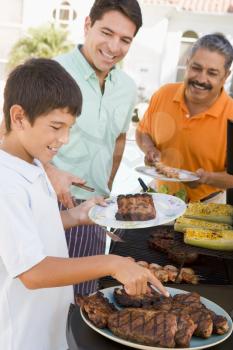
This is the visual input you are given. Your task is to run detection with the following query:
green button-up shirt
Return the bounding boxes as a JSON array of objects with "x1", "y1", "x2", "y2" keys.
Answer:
[{"x1": 53, "y1": 46, "x2": 136, "y2": 199}]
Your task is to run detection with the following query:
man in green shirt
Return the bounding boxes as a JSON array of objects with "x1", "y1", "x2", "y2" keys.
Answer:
[{"x1": 45, "y1": 0, "x2": 142, "y2": 295}]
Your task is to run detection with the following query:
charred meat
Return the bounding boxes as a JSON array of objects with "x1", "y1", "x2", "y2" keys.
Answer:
[
  {"x1": 108, "y1": 308, "x2": 177, "y2": 348},
  {"x1": 115, "y1": 193, "x2": 156, "y2": 221},
  {"x1": 76, "y1": 291, "x2": 117, "y2": 328},
  {"x1": 80, "y1": 290, "x2": 229, "y2": 348},
  {"x1": 148, "y1": 232, "x2": 199, "y2": 264},
  {"x1": 113, "y1": 286, "x2": 161, "y2": 307},
  {"x1": 174, "y1": 313, "x2": 197, "y2": 348}
]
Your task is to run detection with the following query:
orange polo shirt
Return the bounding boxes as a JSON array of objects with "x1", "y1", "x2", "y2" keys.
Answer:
[{"x1": 137, "y1": 83, "x2": 233, "y2": 201}]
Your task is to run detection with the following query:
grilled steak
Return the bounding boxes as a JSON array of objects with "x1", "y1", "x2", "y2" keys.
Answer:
[
  {"x1": 171, "y1": 293, "x2": 213, "y2": 338},
  {"x1": 148, "y1": 233, "x2": 199, "y2": 264},
  {"x1": 174, "y1": 313, "x2": 197, "y2": 348},
  {"x1": 76, "y1": 291, "x2": 117, "y2": 328},
  {"x1": 79, "y1": 290, "x2": 229, "y2": 348},
  {"x1": 115, "y1": 193, "x2": 156, "y2": 221},
  {"x1": 114, "y1": 287, "x2": 162, "y2": 307},
  {"x1": 108, "y1": 308, "x2": 177, "y2": 348},
  {"x1": 168, "y1": 246, "x2": 199, "y2": 264},
  {"x1": 172, "y1": 292, "x2": 201, "y2": 305},
  {"x1": 148, "y1": 235, "x2": 174, "y2": 252},
  {"x1": 203, "y1": 308, "x2": 229, "y2": 335}
]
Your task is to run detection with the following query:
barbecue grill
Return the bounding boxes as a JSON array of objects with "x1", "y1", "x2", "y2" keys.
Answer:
[
  {"x1": 67, "y1": 227, "x2": 233, "y2": 350},
  {"x1": 99, "y1": 226, "x2": 233, "y2": 288}
]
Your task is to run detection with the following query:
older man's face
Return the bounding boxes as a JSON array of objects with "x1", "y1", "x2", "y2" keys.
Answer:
[{"x1": 184, "y1": 48, "x2": 230, "y2": 106}]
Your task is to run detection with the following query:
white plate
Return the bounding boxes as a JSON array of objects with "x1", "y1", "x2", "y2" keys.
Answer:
[
  {"x1": 136, "y1": 166, "x2": 200, "y2": 182},
  {"x1": 81, "y1": 286, "x2": 233, "y2": 350},
  {"x1": 88, "y1": 193, "x2": 186, "y2": 229}
]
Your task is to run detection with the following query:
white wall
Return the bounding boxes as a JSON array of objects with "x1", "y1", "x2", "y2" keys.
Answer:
[
  {"x1": 124, "y1": 19, "x2": 168, "y2": 100},
  {"x1": 0, "y1": 0, "x2": 23, "y2": 23}
]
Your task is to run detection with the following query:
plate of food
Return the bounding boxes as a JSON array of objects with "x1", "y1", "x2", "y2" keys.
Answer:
[
  {"x1": 79, "y1": 286, "x2": 233, "y2": 350},
  {"x1": 136, "y1": 162, "x2": 199, "y2": 182},
  {"x1": 88, "y1": 193, "x2": 186, "y2": 229}
]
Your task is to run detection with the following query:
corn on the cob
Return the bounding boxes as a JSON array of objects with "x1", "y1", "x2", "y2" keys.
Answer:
[
  {"x1": 184, "y1": 228, "x2": 233, "y2": 251},
  {"x1": 174, "y1": 216, "x2": 232, "y2": 233},
  {"x1": 183, "y1": 202, "x2": 233, "y2": 224}
]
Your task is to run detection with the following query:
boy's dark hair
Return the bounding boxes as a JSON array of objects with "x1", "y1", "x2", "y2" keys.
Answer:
[
  {"x1": 189, "y1": 33, "x2": 233, "y2": 71},
  {"x1": 4, "y1": 58, "x2": 82, "y2": 132},
  {"x1": 89, "y1": 0, "x2": 142, "y2": 35}
]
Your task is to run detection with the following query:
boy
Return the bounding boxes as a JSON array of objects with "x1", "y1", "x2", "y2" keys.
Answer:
[{"x1": 0, "y1": 58, "x2": 168, "y2": 350}]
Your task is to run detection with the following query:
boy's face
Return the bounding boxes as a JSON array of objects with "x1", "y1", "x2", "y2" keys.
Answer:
[
  {"x1": 17, "y1": 108, "x2": 75, "y2": 164},
  {"x1": 83, "y1": 10, "x2": 136, "y2": 76}
]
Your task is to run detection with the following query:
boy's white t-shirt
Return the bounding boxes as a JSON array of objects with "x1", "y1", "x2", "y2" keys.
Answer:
[{"x1": 0, "y1": 150, "x2": 73, "y2": 350}]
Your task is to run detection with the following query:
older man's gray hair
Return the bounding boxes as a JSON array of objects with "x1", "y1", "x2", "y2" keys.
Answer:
[{"x1": 189, "y1": 33, "x2": 233, "y2": 71}]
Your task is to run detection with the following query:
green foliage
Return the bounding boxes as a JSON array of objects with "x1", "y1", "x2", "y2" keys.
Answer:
[{"x1": 7, "y1": 24, "x2": 74, "y2": 71}]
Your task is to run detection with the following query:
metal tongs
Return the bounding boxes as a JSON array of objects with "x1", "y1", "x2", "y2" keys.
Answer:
[
  {"x1": 104, "y1": 228, "x2": 125, "y2": 243},
  {"x1": 71, "y1": 182, "x2": 95, "y2": 192}
]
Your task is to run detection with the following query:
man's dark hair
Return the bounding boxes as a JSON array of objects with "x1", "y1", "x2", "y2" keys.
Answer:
[
  {"x1": 3, "y1": 58, "x2": 82, "y2": 132},
  {"x1": 189, "y1": 33, "x2": 233, "y2": 71},
  {"x1": 89, "y1": 0, "x2": 142, "y2": 35}
]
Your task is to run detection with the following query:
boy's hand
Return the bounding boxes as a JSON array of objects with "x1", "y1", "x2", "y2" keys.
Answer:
[
  {"x1": 69, "y1": 197, "x2": 107, "y2": 226},
  {"x1": 111, "y1": 257, "x2": 169, "y2": 297},
  {"x1": 45, "y1": 164, "x2": 85, "y2": 208}
]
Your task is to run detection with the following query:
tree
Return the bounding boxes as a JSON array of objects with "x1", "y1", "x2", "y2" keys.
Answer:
[{"x1": 7, "y1": 24, "x2": 74, "y2": 71}]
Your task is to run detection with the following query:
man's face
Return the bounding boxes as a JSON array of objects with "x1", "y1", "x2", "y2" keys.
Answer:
[
  {"x1": 83, "y1": 10, "x2": 136, "y2": 75},
  {"x1": 184, "y1": 48, "x2": 230, "y2": 105},
  {"x1": 19, "y1": 108, "x2": 75, "y2": 164}
]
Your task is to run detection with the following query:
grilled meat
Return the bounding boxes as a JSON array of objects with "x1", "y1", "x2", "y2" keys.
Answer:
[
  {"x1": 114, "y1": 287, "x2": 161, "y2": 307},
  {"x1": 171, "y1": 293, "x2": 213, "y2": 338},
  {"x1": 188, "y1": 308, "x2": 213, "y2": 338},
  {"x1": 174, "y1": 313, "x2": 197, "y2": 348},
  {"x1": 180, "y1": 268, "x2": 199, "y2": 284},
  {"x1": 152, "y1": 268, "x2": 169, "y2": 282},
  {"x1": 148, "y1": 295, "x2": 174, "y2": 312},
  {"x1": 151, "y1": 230, "x2": 175, "y2": 240},
  {"x1": 115, "y1": 193, "x2": 156, "y2": 221},
  {"x1": 148, "y1": 233, "x2": 199, "y2": 264},
  {"x1": 171, "y1": 305, "x2": 213, "y2": 338},
  {"x1": 108, "y1": 308, "x2": 177, "y2": 348},
  {"x1": 135, "y1": 260, "x2": 199, "y2": 285},
  {"x1": 168, "y1": 246, "x2": 199, "y2": 264},
  {"x1": 81, "y1": 290, "x2": 229, "y2": 348},
  {"x1": 154, "y1": 161, "x2": 180, "y2": 179},
  {"x1": 172, "y1": 292, "x2": 201, "y2": 305},
  {"x1": 204, "y1": 308, "x2": 229, "y2": 335},
  {"x1": 76, "y1": 291, "x2": 117, "y2": 328},
  {"x1": 148, "y1": 235, "x2": 174, "y2": 253}
]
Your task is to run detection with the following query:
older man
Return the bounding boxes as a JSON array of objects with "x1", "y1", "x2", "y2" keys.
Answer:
[
  {"x1": 136, "y1": 33, "x2": 233, "y2": 203},
  {"x1": 45, "y1": 0, "x2": 142, "y2": 295}
]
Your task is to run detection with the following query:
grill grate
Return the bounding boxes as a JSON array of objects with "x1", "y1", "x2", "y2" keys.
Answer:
[
  {"x1": 100, "y1": 226, "x2": 232, "y2": 287},
  {"x1": 148, "y1": 226, "x2": 233, "y2": 260}
]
